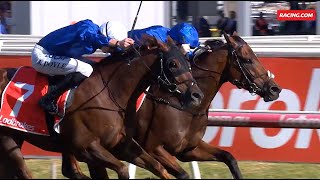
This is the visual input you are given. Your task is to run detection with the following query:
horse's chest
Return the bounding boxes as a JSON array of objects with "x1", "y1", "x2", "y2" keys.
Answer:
[
  {"x1": 181, "y1": 118, "x2": 208, "y2": 147},
  {"x1": 165, "y1": 129, "x2": 201, "y2": 153}
]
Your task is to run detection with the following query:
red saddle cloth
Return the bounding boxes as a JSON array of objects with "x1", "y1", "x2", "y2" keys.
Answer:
[
  {"x1": 136, "y1": 86, "x2": 149, "y2": 112},
  {"x1": 0, "y1": 66, "x2": 71, "y2": 136}
]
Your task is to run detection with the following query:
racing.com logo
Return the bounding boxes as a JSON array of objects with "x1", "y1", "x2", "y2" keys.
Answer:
[{"x1": 277, "y1": 10, "x2": 316, "y2": 21}]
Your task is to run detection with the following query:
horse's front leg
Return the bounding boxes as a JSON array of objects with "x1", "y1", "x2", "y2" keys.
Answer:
[
  {"x1": 61, "y1": 152, "x2": 92, "y2": 179},
  {"x1": 73, "y1": 139, "x2": 129, "y2": 179},
  {"x1": 176, "y1": 140, "x2": 243, "y2": 179},
  {"x1": 150, "y1": 146, "x2": 190, "y2": 179},
  {"x1": 115, "y1": 137, "x2": 172, "y2": 179},
  {"x1": 62, "y1": 153, "x2": 110, "y2": 179}
]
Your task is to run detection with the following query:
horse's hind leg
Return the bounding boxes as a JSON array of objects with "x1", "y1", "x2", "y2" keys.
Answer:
[
  {"x1": 176, "y1": 140, "x2": 242, "y2": 179},
  {"x1": 0, "y1": 135, "x2": 32, "y2": 179},
  {"x1": 115, "y1": 137, "x2": 171, "y2": 179},
  {"x1": 87, "y1": 164, "x2": 109, "y2": 179},
  {"x1": 86, "y1": 144, "x2": 186, "y2": 179},
  {"x1": 62, "y1": 152, "x2": 91, "y2": 179}
]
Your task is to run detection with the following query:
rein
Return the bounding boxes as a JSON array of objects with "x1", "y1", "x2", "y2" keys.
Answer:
[
  {"x1": 192, "y1": 44, "x2": 225, "y2": 75},
  {"x1": 143, "y1": 90, "x2": 206, "y2": 117},
  {"x1": 79, "y1": 44, "x2": 186, "y2": 115},
  {"x1": 66, "y1": 50, "x2": 146, "y2": 116},
  {"x1": 68, "y1": 62, "x2": 128, "y2": 117},
  {"x1": 193, "y1": 40, "x2": 267, "y2": 96}
]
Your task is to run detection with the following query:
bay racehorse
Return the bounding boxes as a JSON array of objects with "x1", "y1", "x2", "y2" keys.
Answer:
[
  {"x1": 63, "y1": 31, "x2": 282, "y2": 179},
  {"x1": 0, "y1": 35, "x2": 204, "y2": 179}
]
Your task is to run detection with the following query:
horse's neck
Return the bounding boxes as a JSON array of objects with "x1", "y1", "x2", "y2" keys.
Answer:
[
  {"x1": 99, "y1": 55, "x2": 157, "y2": 108},
  {"x1": 193, "y1": 50, "x2": 228, "y2": 112}
]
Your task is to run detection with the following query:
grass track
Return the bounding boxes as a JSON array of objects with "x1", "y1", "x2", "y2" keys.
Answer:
[{"x1": 25, "y1": 159, "x2": 320, "y2": 179}]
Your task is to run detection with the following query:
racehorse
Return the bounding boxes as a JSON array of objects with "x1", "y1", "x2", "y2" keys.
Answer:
[
  {"x1": 60, "y1": 31, "x2": 282, "y2": 179},
  {"x1": 0, "y1": 35, "x2": 204, "y2": 179}
]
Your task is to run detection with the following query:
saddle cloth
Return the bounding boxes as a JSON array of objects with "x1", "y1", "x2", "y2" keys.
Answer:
[{"x1": 0, "y1": 66, "x2": 71, "y2": 136}]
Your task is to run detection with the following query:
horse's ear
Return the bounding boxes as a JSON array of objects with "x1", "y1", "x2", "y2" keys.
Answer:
[
  {"x1": 149, "y1": 35, "x2": 160, "y2": 50},
  {"x1": 232, "y1": 31, "x2": 239, "y2": 37},
  {"x1": 141, "y1": 34, "x2": 158, "y2": 50},
  {"x1": 167, "y1": 35, "x2": 175, "y2": 45},
  {"x1": 223, "y1": 31, "x2": 231, "y2": 44}
]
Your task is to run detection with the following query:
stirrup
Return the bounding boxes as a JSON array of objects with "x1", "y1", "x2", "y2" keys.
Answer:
[
  {"x1": 45, "y1": 105, "x2": 63, "y2": 118},
  {"x1": 39, "y1": 99, "x2": 59, "y2": 115},
  {"x1": 47, "y1": 107, "x2": 59, "y2": 115},
  {"x1": 44, "y1": 104, "x2": 59, "y2": 115}
]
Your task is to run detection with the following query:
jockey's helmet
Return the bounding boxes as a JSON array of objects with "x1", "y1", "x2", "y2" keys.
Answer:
[
  {"x1": 100, "y1": 21, "x2": 128, "y2": 41},
  {"x1": 168, "y1": 22, "x2": 200, "y2": 49}
]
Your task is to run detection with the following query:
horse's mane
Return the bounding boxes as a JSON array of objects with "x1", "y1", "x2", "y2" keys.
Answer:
[
  {"x1": 93, "y1": 45, "x2": 140, "y2": 69},
  {"x1": 231, "y1": 35, "x2": 247, "y2": 45},
  {"x1": 204, "y1": 39, "x2": 225, "y2": 49}
]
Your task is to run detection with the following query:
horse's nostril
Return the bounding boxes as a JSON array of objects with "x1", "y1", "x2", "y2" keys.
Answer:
[
  {"x1": 192, "y1": 92, "x2": 203, "y2": 100},
  {"x1": 270, "y1": 86, "x2": 281, "y2": 93}
]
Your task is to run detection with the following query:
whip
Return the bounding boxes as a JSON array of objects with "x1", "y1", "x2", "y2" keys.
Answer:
[{"x1": 129, "y1": 1, "x2": 143, "y2": 38}]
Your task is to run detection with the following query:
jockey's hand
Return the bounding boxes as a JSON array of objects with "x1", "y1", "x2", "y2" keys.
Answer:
[{"x1": 118, "y1": 38, "x2": 135, "y2": 50}]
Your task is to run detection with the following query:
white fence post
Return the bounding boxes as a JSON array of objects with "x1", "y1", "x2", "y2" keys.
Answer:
[
  {"x1": 51, "y1": 160, "x2": 57, "y2": 179},
  {"x1": 189, "y1": 161, "x2": 201, "y2": 179},
  {"x1": 128, "y1": 163, "x2": 137, "y2": 179},
  {"x1": 128, "y1": 161, "x2": 202, "y2": 179}
]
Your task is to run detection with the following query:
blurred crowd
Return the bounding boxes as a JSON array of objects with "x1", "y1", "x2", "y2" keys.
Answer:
[
  {"x1": 0, "y1": 1, "x2": 11, "y2": 34},
  {"x1": 192, "y1": 10, "x2": 238, "y2": 37},
  {"x1": 192, "y1": 1, "x2": 317, "y2": 37}
]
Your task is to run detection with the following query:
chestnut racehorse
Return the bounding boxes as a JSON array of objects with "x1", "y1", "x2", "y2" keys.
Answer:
[
  {"x1": 63, "y1": 32, "x2": 282, "y2": 179},
  {"x1": 0, "y1": 35, "x2": 204, "y2": 179}
]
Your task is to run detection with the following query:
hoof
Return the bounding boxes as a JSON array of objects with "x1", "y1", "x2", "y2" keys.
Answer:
[{"x1": 176, "y1": 172, "x2": 190, "y2": 179}]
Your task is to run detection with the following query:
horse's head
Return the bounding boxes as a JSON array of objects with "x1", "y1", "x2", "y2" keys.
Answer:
[
  {"x1": 138, "y1": 34, "x2": 204, "y2": 108},
  {"x1": 222, "y1": 31, "x2": 282, "y2": 102}
]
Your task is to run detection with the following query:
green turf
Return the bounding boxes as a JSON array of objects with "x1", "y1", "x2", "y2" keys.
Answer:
[{"x1": 25, "y1": 159, "x2": 320, "y2": 179}]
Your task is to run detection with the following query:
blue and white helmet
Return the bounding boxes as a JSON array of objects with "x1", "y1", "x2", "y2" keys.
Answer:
[
  {"x1": 168, "y1": 22, "x2": 200, "y2": 48},
  {"x1": 99, "y1": 21, "x2": 128, "y2": 41}
]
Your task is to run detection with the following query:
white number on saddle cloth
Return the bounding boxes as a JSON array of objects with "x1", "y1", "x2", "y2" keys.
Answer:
[{"x1": 10, "y1": 82, "x2": 34, "y2": 117}]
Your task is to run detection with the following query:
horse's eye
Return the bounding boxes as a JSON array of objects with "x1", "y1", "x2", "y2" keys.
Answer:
[
  {"x1": 169, "y1": 61, "x2": 178, "y2": 69},
  {"x1": 243, "y1": 58, "x2": 251, "y2": 63}
]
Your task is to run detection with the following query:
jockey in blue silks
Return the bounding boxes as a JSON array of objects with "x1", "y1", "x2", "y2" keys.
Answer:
[
  {"x1": 32, "y1": 19, "x2": 135, "y2": 115},
  {"x1": 128, "y1": 22, "x2": 200, "y2": 60}
]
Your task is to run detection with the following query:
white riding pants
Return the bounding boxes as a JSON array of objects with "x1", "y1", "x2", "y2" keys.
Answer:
[{"x1": 31, "y1": 44, "x2": 93, "y2": 77}]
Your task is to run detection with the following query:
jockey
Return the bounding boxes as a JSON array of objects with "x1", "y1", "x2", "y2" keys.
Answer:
[
  {"x1": 128, "y1": 22, "x2": 200, "y2": 59},
  {"x1": 32, "y1": 19, "x2": 135, "y2": 115}
]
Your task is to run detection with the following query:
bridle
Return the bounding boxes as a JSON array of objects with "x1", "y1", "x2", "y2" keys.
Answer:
[
  {"x1": 130, "y1": 43, "x2": 196, "y2": 95},
  {"x1": 134, "y1": 45, "x2": 204, "y2": 116},
  {"x1": 192, "y1": 39, "x2": 273, "y2": 96},
  {"x1": 227, "y1": 42, "x2": 273, "y2": 95}
]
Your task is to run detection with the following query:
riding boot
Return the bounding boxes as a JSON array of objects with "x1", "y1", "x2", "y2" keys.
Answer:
[{"x1": 38, "y1": 72, "x2": 87, "y2": 115}]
